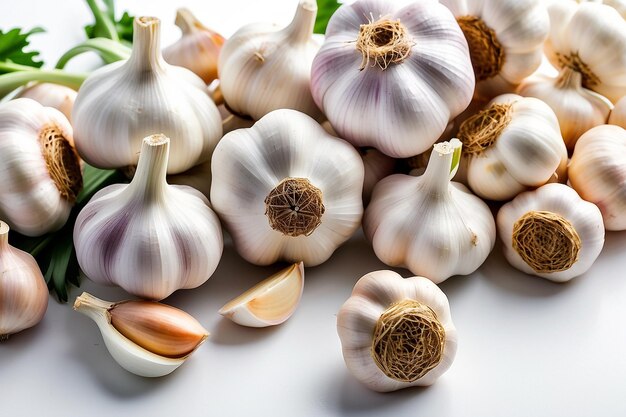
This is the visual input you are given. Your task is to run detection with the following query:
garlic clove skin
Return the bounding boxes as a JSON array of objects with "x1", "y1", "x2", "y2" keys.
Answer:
[
  {"x1": 497, "y1": 183, "x2": 604, "y2": 282},
  {"x1": 219, "y1": 262, "x2": 304, "y2": 328},
  {"x1": 569, "y1": 124, "x2": 626, "y2": 231},
  {"x1": 72, "y1": 17, "x2": 222, "y2": 175},
  {"x1": 0, "y1": 221, "x2": 49, "y2": 340},
  {"x1": 74, "y1": 135, "x2": 223, "y2": 300},
  {"x1": 16, "y1": 83, "x2": 77, "y2": 122},
  {"x1": 0, "y1": 98, "x2": 82, "y2": 236},
  {"x1": 218, "y1": 0, "x2": 322, "y2": 121},
  {"x1": 609, "y1": 96, "x2": 626, "y2": 129},
  {"x1": 74, "y1": 292, "x2": 208, "y2": 377},
  {"x1": 163, "y1": 8, "x2": 225, "y2": 84},
  {"x1": 337, "y1": 270, "x2": 457, "y2": 392}
]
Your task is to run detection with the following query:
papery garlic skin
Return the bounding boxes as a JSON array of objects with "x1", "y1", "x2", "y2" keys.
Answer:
[
  {"x1": 218, "y1": 0, "x2": 322, "y2": 120},
  {"x1": 163, "y1": 8, "x2": 225, "y2": 84},
  {"x1": 0, "y1": 98, "x2": 82, "y2": 236},
  {"x1": 311, "y1": 0, "x2": 474, "y2": 158},
  {"x1": 441, "y1": 0, "x2": 549, "y2": 99},
  {"x1": 497, "y1": 183, "x2": 604, "y2": 282},
  {"x1": 609, "y1": 96, "x2": 626, "y2": 129},
  {"x1": 16, "y1": 83, "x2": 76, "y2": 122},
  {"x1": 74, "y1": 292, "x2": 208, "y2": 377},
  {"x1": 569, "y1": 125, "x2": 626, "y2": 230},
  {"x1": 72, "y1": 17, "x2": 222, "y2": 175},
  {"x1": 364, "y1": 140, "x2": 495, "y2": 283},
  {"x1": 0, "y1": 221, "x2": 48, "y2": 340},
  {"x1": 337, "y1": 270, "x2": 457, "y2": 392},
  {"x1": 361, "y1": 148, "x2": 396, "y2": 205},
  {"x1": 74, "y1": 135, "x2": 223, "y2": 300},
  {"x1": 211, "y1": 109, "x2": 364, "y2": 266},
  {"x1": 458, "y1": 94, "x2": 567, "y2": 201}
]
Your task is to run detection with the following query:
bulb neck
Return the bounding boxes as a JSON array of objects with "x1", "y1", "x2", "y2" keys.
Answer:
[
  {"x1": 556, "y1": 67, "x2": 583, "y2": 90},
  {"x1": 126, "y1": 135, "x2": 170, "y2": 202},
  {"x1": 283, "y1": 0, "x2": 317, "y2": 45},
  {"x1": 421, "y1": 140, "x2": 462, "y2": 195},
  {"x1": 128, "y1": 17, "x2": 165, "y2": 72},
  {"x1": 175, "y1": 8, "x2": 203, "y2": 34},
  {"x1": 555, "y1": 52, "x2": 600, "y2": 90},
  {"x1": 0, "y1": 221, "x2": 9, "y2": 250}
]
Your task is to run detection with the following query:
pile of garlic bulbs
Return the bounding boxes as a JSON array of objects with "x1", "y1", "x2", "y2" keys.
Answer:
[{"x1": 3, "y1": 0, "x2": 626, "y2": 393}]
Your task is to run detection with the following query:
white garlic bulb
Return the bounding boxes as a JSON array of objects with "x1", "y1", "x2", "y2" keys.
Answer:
[
  {"x1": 74, "y1": 292, "x2": 208, "y2": 377},
  {"x1": 211, "y1": 109, "x2": 364, "y2": 266},
  {"x1": 457, "y1": 94, "x2": 567, "y2": 201},
  {"x1": 518, "y1": 70, "x2": 613, "y2": 151},
  {"x1": 609, "y1": 96, "x2": 626, "y2": 129},
  {"x1": 163, "y1": 8, "x2": 225, "y2": 84},
  {"x1": 16, "y1": 83, "x2": 76, "y2": 121},
  {"x1": 72, "y1": 17, "x2": 222, "y2": 175},
  {"x1": 0, "y1": 98, "x2": 82, "y2": 236},
  {"x1": 361, "y1": 148, "x2": 396, "y2": 205},
  {"x1": 218, "y1": 0, "x2": 322, "y2": 120},
  {"x1": 219, "y1": 262, "x2": 304, "y2": 328},
  {"x1": 337, "y1": 270, "x2": 457, "y2": 392},
  {"x1": 440, "y1": 0, "x2": 549, "y2": 99},
  {"x1": 74, "y1": 134, "x2": 223, "y2": 300},
  {"x1": 602, "y1": 0, "x2": 626, "y2": 17},
  {"x1": 364, "y1": 140, "x2": 495, "y2": 283},
  {"x1": 497, "y1": 183, "x2": 604, "y2": 282},
  {"x1": 545, "y1": 1, "x2": 626, "y2": 103},
  {"x1": 311, "y1": 0, "x2": 474, "y2": 158},
  {"x1": 0, "y1": 221, "x2": 48, "y2": 341},
  {"x1": 569, "y1": 124, "x2": 626, "y2": 230}
]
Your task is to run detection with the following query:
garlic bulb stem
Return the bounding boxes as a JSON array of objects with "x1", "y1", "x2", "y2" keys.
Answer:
[
  {"x1": 285, "y1": 0, "x2": 317, "y2": 44},
  {"x1": 175, "y1": 8, "x2": 202, "y2": 34},
  {"x1": 124, "y1": 134, "x2": 169, "y2": 202},
  {"x1": 129, "y1": 17, "x2": 164, "y2": 72},
  {"x1": 421, "y1": 141, "x2": 462, "y2": 194},
  {"x1": 0, "y1": 221, "x2": 9, "y2": 250}
]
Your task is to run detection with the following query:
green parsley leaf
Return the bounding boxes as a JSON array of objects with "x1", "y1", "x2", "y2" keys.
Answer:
[
  {"x1": 315, "y1": 0, "x2": 341, "y2": 34},
  {"x1": 84, "y1": 0, "x2": 134, "y2": 45},
  {"x1": 0, "y1": 27, "x2": 45, "y2": 68}
]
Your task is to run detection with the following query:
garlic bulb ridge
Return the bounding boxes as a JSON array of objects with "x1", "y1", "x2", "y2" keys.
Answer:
[
  {"x1": 72, "y1": 17, "x2": 222, "y2": 175},
  {"x1": 74, "y1": 134, "x2": 223, "y2": 300}
]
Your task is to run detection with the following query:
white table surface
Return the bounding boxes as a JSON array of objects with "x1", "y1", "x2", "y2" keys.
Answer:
[{"x1": 2, "y1": 1, "x2": 626, "y2": 416}]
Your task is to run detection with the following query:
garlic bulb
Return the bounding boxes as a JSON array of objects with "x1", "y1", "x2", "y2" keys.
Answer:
[
  {"x1": 219, "y1": 262, "x2": 304, "y2": 328},
  {"x1": 603, "y1": 0, "x2": 626, "y2": 17},
  {"x1": 218, "y1": 0, "x2": 322, "y2": 120},
  {"x1": 16, "y1": 83, "x2": 76, "y2": 121},
  {"x1": 211, "y1": 109, "x2": 364, "y2": 266},
  {"x1": 545, "y1": 1, "x2": 626, "y2": 103},
  {"x1": 361, "y1": 148, "x2": 396, "y2": 205},
  {"x1": 74, "y1": 135, "x2": 223, "y2": 300},
  {"x1": 440, "y1": 0, "x2": 549, "y2": 99},
  {"x1": 74, "y1": 292, "x2": 208, "y2": 377},
  {"x1": 0, "y1": 221, "x2": 48, "y2": 341},
  {"x1": 311, "y1": 0, "x2": 474, "y2": 158},
  {"x1": 609, "y1": 96, "x2": 626, "y2": 128},
  {"x1": 163, "y1": 8, "x2": 225, "y2": 84},
  {"x1": 364, "y1": 139, "x2": 495, "y2": 283},
  {"x1": 0, "y1": 98, "x2": 82, "y2": 236},
  {"x1": 72, "y1": 17, "x2": 222, "y2": 175},
  {"x1": 518, "y1": 70, "x2": 613, "y2": 151},
  {"x1": 497, "y1": 183, "x2": 604, "y2": 282},
  {"x1": 337, "y1": 270, "x2": 457, "y2": 392},
  {"x1": 457, "y1": 94, "x2": 567, "y2": 201},
  {"x1": 569, "y1": 124, "x2": 626, "y2": 230}
]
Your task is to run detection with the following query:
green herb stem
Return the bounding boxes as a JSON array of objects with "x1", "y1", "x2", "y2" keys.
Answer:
[
  {"x1": 55, "y1": 38, "x2": 131, "y2": 69},
  {"x1": 85, "y1": 0, "x2": 119, "y2": 41},
  {"x1": 0, "y1": 69, "x2": 87, "y2": 98}
]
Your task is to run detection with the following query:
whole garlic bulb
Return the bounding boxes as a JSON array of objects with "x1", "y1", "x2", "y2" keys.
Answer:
[
  {"x1": 440, "y1": 0, "x2": 549, "y2": 99},
  {"x1": 218, "y1": 0, "x2": 322, "y2": 120},
  {"x1": 337, "y1": 270, "x2": 457, "y2": 392},
  {"x1": 211, "y1": 109, "x2": 364, "y2": 267},
  {"x1": 311, "y1": 0, "x2": 474, "y2": 158},
  {"x1": 364, "y1": 140, "x2": 496, "y2": 283},
  {"x1": 545, "y1": 1, "x2": 626, "y2": 103},
  {"x1": 163, "y1": 8, "x2": 225, "y2": 84},
  {"x1": 16, "y1": 83, "x2": 76, "y2": 121},
  {"x1": 457, "y1": 94, "x2": 567, "y2": 201},
  {"x1": 74, "y1": 134, "x2": 223, "y2": 300},
  {"x1": 609, "y1": 96, "x2": 626, "y2": 128},
  {"x1": 0, "y1": 98, "x2": 82, "y2": 236},
  {"x1": 72, "y1": 17, "x2": 222, "y2": 175},
  {"x1": 0, "y1": 221, "x2": 49, "y2": 340},
  {"x1": 518, "y1": 70, "x2": 613, "y2": 151},
  {"x1": 569, "y1": 124, "x2": 626, "y2": 230},
  {"x1": 497, "y1": 183, "x2": 604, "y2": 282}
]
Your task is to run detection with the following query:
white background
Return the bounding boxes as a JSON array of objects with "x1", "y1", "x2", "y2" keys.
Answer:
[{"x1": 2, "y1": 1, "x2": 626, "y2": 416}]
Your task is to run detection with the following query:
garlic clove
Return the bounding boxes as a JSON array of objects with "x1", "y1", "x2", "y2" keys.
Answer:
[
  {"x1": 16, "y1": 82, "x2": 77, "y2": 123},
  {"x1": 73, "y1": 292, "x2": 208, "y2": 377},
  {"x1": 219, "y1": 262, "x2": 304, "y2": 328}
]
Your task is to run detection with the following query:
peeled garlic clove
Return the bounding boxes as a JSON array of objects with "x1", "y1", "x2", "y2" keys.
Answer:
[
  {"x1": 0, "y1": 221, "x2": 49, "y2": 341},
  {"x1": 219, "y1": 262, "x2": 304, "y2": 328},
  {"x1": 609, "y1": 96, "x2": 626, "y2": 129},
  {"x1": 73, "y1": 292, "x2": 208, "y2": 377},
  {"x1": 16, "y1": 83, "x2": 77, "y2": 122},
  {"x1": 163, "y1": 8, "x2": 225, "y2": 84}
]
